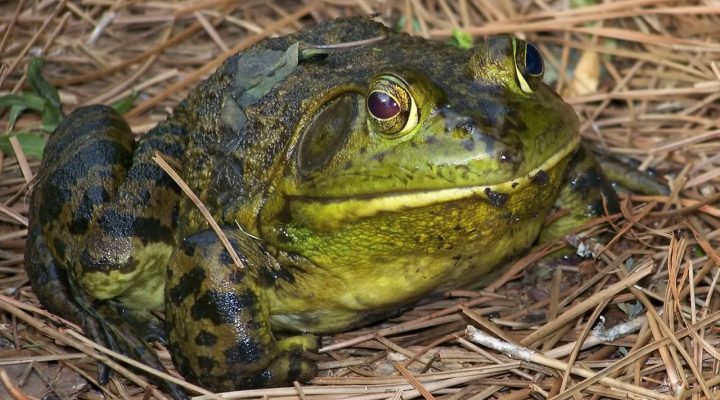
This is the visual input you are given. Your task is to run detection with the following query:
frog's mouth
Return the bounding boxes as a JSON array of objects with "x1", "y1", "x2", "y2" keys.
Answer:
[{"x1": 288, "y1": 134, "x2": 581, "y2": 221}]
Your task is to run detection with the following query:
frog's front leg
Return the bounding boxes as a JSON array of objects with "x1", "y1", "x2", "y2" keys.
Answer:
[
  {"x1": 539, "y1": 144, "x2": 619, "y2": 243},
  {"x1": 166, "y1": 229, "x2": 317, "y2": 390}
]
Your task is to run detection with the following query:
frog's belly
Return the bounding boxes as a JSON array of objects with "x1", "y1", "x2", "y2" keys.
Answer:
[{"x1": 268, "y1": 219, "x2": 542, "y2": 334}]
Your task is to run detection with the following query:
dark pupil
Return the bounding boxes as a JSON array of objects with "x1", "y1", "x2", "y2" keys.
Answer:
[
  {"x1": 524, "y1": 43, "x2": 543, "y2": 76},
  {"x1": 368, "y1": 92, "x2": 400, "y2": 119}
]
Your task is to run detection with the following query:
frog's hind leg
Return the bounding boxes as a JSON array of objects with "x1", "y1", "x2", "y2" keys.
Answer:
[
  {"x1": 27, "y1": 225, "x2": 187, "y2": 399},
  {"x1": 27, "y1": 217, "x2": 187, "y2": 392},
  {"x1": 26, "y1": 105, "x2": 187, "y2": 398},
  {"x1": 166, "y1": 229, "x2": 317, "y2": 391},
  {"x1": 25, "y1": 223, "x2": 110, "y2": 378}
]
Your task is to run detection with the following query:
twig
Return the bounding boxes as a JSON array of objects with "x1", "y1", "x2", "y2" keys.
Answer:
[
  {"x1": 152, "y1": 153, "x2": 244, "y2": 270},
  {"x1": 465, "y1": 325, "x2": 672, "y2": 400}
]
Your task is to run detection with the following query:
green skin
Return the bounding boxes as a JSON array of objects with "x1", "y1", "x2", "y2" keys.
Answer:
[{"x1": 25, "y1": 18, "x2": 617, "y2": 396}]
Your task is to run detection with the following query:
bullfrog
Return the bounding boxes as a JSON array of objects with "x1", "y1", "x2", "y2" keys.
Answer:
[{"x1": 25, "y1": 17, "x2": 619, "y2": 396}]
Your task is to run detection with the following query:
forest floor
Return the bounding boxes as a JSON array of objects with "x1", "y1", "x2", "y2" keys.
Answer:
[{"x1": 1, "y1": 1, "x2": 720, "y2": 399}]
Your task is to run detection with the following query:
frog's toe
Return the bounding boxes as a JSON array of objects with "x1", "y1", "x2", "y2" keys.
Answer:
[
  {"x1": 270, "y1": 334, "x2": 319, "y2": 384},
  {"x1": 93, "y1": 302, "x2": 189, "y2": 398},
  {"x1": 263, "y1": 348, "x2": 318, "y2": 386},
  {"x1": 112, "y1": 304, "x2": 167, "y2": 344},
  {"x1": 277, "y1": 334, "x2": 319, "y2": 353}
]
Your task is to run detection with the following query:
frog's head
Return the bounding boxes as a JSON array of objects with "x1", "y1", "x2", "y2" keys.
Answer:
[{"x1": 258, "y1": 30, "x2": 581, "y2": 279}]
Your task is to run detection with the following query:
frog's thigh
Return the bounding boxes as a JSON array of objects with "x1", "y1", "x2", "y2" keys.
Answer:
[
  {"x1": 39, "y1": 105, "x2": 182, "y2": 307},
  {"x1": 539, "y1": 145, "x2": 619, "y2": 242},
  {"x1": 166, "y1": 230, "x2": 317, "y2": 390}
]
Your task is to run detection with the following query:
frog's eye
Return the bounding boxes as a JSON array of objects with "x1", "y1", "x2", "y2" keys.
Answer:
[
  {"x1": 523, "y1": 43, "x2": 544, "y2": 76},
  {"x1": 512, "y1": 39, "x2": 544, "y2": 94},
  {"x1": 367, "y1": 75, "x2": 418, "y2": 137}
]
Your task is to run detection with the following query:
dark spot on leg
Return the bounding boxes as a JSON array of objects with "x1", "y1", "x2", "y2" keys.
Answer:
[
  {"x1": 167, "y1": 267, "x2": 205, "y2": 305},
  {"x1": 183, "y1": 231, "x2": 219, "y2": 253},
  {"x1": 191, "y1": 290, "x2": 256, "y2": 324},
  {"x1": 52, "y1": 238, "x2": 67, "y2": 261},
  {"x1": 484, "y1": 188, "x2": 509, "y2": 208},
  {"x1": 259, "y1": 265, "x2": 295, "y2": 287},
  {"x1": 180, "y1": 239, "x2": 196, "y2": 257},
  {"x1": 287, "y1": 351, "x2": 303, "y2": 380},
  {"x1": 532, "y1": 170, "x2": 549, "y2": 186},
  {"x1": 224, "y1": 336, "x2": 264, "y2": 365},
  {"x1": 197, "y1": 356, "x2": 216, "y2": 371},
  {"x1": 98, "y1": 210, "x2": 172, "y2": 244},
  {"x1": 219, "y1": 250, "x2": 234, "y2": 266},
  {"x1": 570, "y1": 168, "x2": 600, "y2": 196},
  {"x1": 68, "y1": 214, "x2": 90, "y2": 235},
  {"x1": 228, "y1": 268, "x2": 245, "y2": 284},
  {"x1": 195, "y1": 331, "x2": 218, "y2": 347}
]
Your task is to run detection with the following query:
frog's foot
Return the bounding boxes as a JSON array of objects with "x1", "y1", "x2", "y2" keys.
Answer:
[
  {"x1": 229, "y1": 334, "x2": 318, "y2": 389},
  {"x1": 166, "y1": 229, "x2": 318, "y2": 391},
  {"x1": 171, "y1": 331, "x2": 318, "y2": 391},
  {"x1": 111, "y1": 304, "x2": 167, "y2": 344},
  {"x1": 25, "y1": 225, "x2": 188, "y2": 399},
  {"x1": 94, "y1": 302, "x2": 190, "y2": 399},
  {"x1": 269, "y1": 334, "x2": 319, "y2": 384}
]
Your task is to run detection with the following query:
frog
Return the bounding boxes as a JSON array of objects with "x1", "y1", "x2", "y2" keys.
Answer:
[{"x1": 25, "y1": 17, "x2": 621, "y2": 397}]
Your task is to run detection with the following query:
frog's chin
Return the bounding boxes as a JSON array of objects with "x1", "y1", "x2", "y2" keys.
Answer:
[{"x1": 289, "y1": 134, "x2": 580, "y2": 220}]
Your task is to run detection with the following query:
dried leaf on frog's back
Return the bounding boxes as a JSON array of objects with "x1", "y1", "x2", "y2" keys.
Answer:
[
  {"x1": 233, "y1": 42, "x2": 300, "y2": 108},
  {"x1": 222, "y1": 42, "x2": 300, "y2": 133}
]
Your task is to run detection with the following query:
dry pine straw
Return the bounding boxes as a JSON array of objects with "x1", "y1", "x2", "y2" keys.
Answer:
[{"x1": 1, "y1": 0, "x2": 720, "y2": 399}]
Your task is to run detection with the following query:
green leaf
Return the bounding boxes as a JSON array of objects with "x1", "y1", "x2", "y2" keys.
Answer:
[
  {"x1": 0, "y1": 58, "x2": 63, "y2": 154},
  {"x1": 0, "y1": 132, "x2": 47, "y2": 158},
  {"x1": 7, "y1": 104, "x2": 29, "y2": 131},
  {"x1": 111, "y1": 92, "x2": 138, "y2": 115},
  {"x1": 27, "y1": 57, "x2": 62, "y2": 112},
  {"x1": 0, "y1": 93, "x2": 47, "y2": 113},
  {"x1": 692, "y1": 245, "x2": 706, "y2": 258},
  {"x1": 40, "y1": 102, "x2": 62, "y2": 132},
  {"x1": 450, "y1": 28, "x2": 474, "y2": 49}
]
